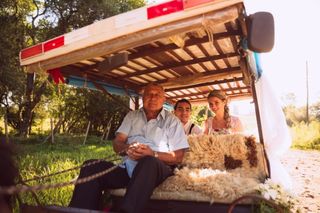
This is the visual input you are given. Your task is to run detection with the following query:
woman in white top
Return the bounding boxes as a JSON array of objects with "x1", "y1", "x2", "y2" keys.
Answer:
[
  {"x1": 174, "y1": 99, "x2": 202, "y2": 135},
  {"x1": 204, "y1": 90, "x2": 243, "y2": 134}
]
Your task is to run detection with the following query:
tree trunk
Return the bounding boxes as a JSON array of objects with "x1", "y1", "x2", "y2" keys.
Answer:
[
  {"x1": 19, "y1": 74, "x2": 47, "y2": 137},
  {"x1": 42, "y1": 116, "x2": 64, "y2": 143},
  {"x1": 105, "y1": 116, "x2": 114, "y2": 141},
  {"x1": 19, "y1": 73, "x2": 34, "y2": 137},
  {"x1": 101, "y1": 116, "x2": 113, "y2": 142},
  {"x1": 83, "y1": 121, "x2": 91, "y2": 145}
]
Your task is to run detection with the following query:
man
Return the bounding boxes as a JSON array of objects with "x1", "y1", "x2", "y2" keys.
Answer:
[
  {"x1": 69, "y1": 83, "x2": 189, "y2": 213},
  {"x1": 174, "y1": 99, "x2": 202, "y2": 135}
]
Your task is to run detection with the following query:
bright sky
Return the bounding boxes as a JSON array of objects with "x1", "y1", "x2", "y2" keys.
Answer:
[
  {"x1": 244, "y1": 0, "x2": 320, "y2": 106},
  {"x1": 148, "y1": 0, "x2": 320, "y2": 106}
]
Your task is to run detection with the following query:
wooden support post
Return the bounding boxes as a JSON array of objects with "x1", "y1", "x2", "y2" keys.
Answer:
[
  {"x1": 83, "y1": 121, "x2": 91, "y2": 145},
  {"x1": 306, "y1": 60, "x2": 309, "y2": 125},
  {"x1": 251, "y1": 76, "x2": 270, "y2": 178}
]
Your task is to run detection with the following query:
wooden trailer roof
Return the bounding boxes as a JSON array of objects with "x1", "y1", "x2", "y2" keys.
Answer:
[{"x1": 20, "y1": 0, "x2": 255, "y2": 104}]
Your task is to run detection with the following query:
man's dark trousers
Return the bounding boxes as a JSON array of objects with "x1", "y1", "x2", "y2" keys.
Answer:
[{"x1": 69, "y1": 156, "x2": 173, "y2": 213}]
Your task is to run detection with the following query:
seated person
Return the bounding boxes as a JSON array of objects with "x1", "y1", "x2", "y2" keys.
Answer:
[
  {"x1": 204, "y1": 90, "x2": 243, "y2": 134},
  {"x1": 69, "y1": 83, "x2": 189, "y2": 213},
  {"x1": 174, "y1": 99, "x2": 202, "y2": 135}
]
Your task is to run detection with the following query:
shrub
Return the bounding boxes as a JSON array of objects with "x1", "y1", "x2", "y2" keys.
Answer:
[{"x1": 291, "y1": 120, "x2": 320, "y2": 150}]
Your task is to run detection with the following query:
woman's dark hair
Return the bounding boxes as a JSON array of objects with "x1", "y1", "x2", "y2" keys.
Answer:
[
  {"x1": 207, "y1": 90, "x2": 231, "y2": 128},
  {"x1": 174, "y1": 99, "x2": 192, "y2": 110}
]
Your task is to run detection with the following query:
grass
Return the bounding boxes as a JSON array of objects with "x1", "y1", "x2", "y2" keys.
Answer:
[
  {"x1": 12, "y1": 135, "x2": 116, "y2": 210},
  {"x1": 290, "y1": 120, "x2": 320, "y2": 150}
]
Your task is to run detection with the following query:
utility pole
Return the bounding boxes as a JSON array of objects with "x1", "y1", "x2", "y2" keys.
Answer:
[{"x1": 306, "y1": 60, "x2": 309, "y2": 125}]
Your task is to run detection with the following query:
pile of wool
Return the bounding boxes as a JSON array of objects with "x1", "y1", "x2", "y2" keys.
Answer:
[
  {"x1": 156, "y1": 167, "x2": 260, "y2": 203},
  {"x1": 182, "y1": 134, "x2": 265, "y2": 179},
  {"x1": 156, "y1": 134, "x2": 267, "y2": 202}
]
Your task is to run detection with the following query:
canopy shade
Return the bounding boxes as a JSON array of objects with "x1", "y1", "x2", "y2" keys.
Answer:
[{"x1": 20, "y1": 0, "x2": 256, "y2": 103}]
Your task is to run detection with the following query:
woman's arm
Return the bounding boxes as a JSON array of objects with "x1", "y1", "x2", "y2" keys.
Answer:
[
  {"x1": 203, "y1": 119, "x2": 209, "y2": 134},
  {"x1": 232, "y1": 116, "x2": 244, "y2": 133}
]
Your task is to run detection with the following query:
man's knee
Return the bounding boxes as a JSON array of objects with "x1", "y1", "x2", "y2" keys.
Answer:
[
  {"x1": 80, "y1": 160, "x2": 114, "y2": 176},
  {"x1": 138, "y1": 155, "x2": 158, "y2": 166},
  {"x1": 136, "y1": 156, "x2": 165, "y2": 173}
]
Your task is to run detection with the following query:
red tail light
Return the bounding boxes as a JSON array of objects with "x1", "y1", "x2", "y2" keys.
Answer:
[{"x1": 147, "y1": 0, "x2": 184, "y2": 19}]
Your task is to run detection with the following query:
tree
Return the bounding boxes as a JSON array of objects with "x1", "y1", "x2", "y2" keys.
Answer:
[
  {"x1": 1, "y1": 0, "x2": 145, "y2": 137},
  {"x1": 310, "y1": 101, "x2": 320, "y2": 121},
  {"x1": 0, "y1": 0, "x2": 34, "y2": 136}
]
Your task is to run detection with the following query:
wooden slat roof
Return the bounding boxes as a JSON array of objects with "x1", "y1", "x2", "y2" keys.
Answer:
[{"x1": 21, "y1": 1, "x2": 254, "y2": 103}]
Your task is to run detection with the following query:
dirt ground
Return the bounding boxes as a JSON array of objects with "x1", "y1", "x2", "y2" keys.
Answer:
[{"x1": 280, "y1": 149, "x2": 320, "y2": 213}]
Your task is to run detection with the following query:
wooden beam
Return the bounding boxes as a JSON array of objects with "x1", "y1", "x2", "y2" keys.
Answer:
[
  {"x1": 158, "y1": 66, "x2": 243, "y2": 89},
  {"x1": 168, "y1": 86, "x2": 250, "y2": 100},
  {"x1": 184, "y1": 92, "x2": 252, "y2": 104},
  {"x1": 212, "y1": 36, "x2": 232, "y2": 68},
  {"x1": 128, "y1": 30, "x2": 241, "y2": 60},
  {"x1": 165, "y1": 77, "x2": 244, "y2": 92},
  {"x1": 124, "y1": 52, "x2": 239, "y2": 78},
  {"x1": 225, "y1": 22, "x2": 240, "y2": 56},
  {"x1": 96, "y1": 52, "x2": 128, "y2": 74},
  {"x1": 61, "y1": 65, "x2": 141, "y2": 91}
]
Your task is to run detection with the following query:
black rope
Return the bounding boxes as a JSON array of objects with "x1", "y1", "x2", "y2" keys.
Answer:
[
  {"x1": 23, "y1": 154, "x2": 121, "y2": 183},
  {"x1": 0, "y1": 147, "x2": 128, "y2": 195},
  {"x1": 0, "y1": 161, "x2": 123, "y2": 195}
]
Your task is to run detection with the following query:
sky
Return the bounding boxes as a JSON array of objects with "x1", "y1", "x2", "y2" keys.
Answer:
[
  {"x1": 148, "y1": 0, "x2": 320, "y2": 106},
  {"x1": 244, "y1": 0, "x2": 320, "y2": 106}
]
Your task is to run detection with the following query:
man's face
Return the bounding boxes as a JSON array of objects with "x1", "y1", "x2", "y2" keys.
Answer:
[
  {"x1": 143, "y1": 85, "x2": 166, "y2": 113},
  {"x1": 174, "y1": 102, "x2": 191, "y2": 124}
]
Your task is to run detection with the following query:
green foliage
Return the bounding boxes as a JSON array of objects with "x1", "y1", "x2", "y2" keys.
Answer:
[
  {"x1": 191, "y1": 105, "x2": 213, "y2": 126},
  {"x1": 310, "y1": 101, "x2": 320, "y2": 120},
  {"x1": 283, "y1": 105, "x2": 307, "y2": 126},
  {"x1": 291, "y1": 120, "x2": 320, "y2": 150},
  {"x1": 15, "y1": 135, "x2": 116, "y2": 208},
  {"x1": 0, "y1": 1, "x2": 27, "y2": 107},
  {"x1": 45, "y1": 0, "x2": 145, "y2": 35},
  {"x1": 0, "y1": 0, "x2": 145, "y2": 137},
  {"x1": 283, "y1": 101, "x2": 320, "y2": 126}
]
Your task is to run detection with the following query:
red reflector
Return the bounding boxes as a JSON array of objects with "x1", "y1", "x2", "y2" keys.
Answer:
[
  {"x1": 20, "y1": 44, "x2": 43, "y2": 60},
  {"x1": 147, "y1": 0, "x2": 184, "y2": 19},
  {"x1": 44, "y1": 36, "x2": 64, "y2": 52},
  {"x1": 183, "y1": 0, "x2": 214, "y2": 9}
]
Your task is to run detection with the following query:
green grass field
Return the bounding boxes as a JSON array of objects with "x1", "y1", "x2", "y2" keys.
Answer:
[{"x1": 14, "y1": 136, "x2": 116, "y2": 210}]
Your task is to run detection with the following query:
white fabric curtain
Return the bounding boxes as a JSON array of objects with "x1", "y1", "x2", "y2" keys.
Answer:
[{"x1": 255, "y1": 74, "x2": 293, "y2": 190}]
